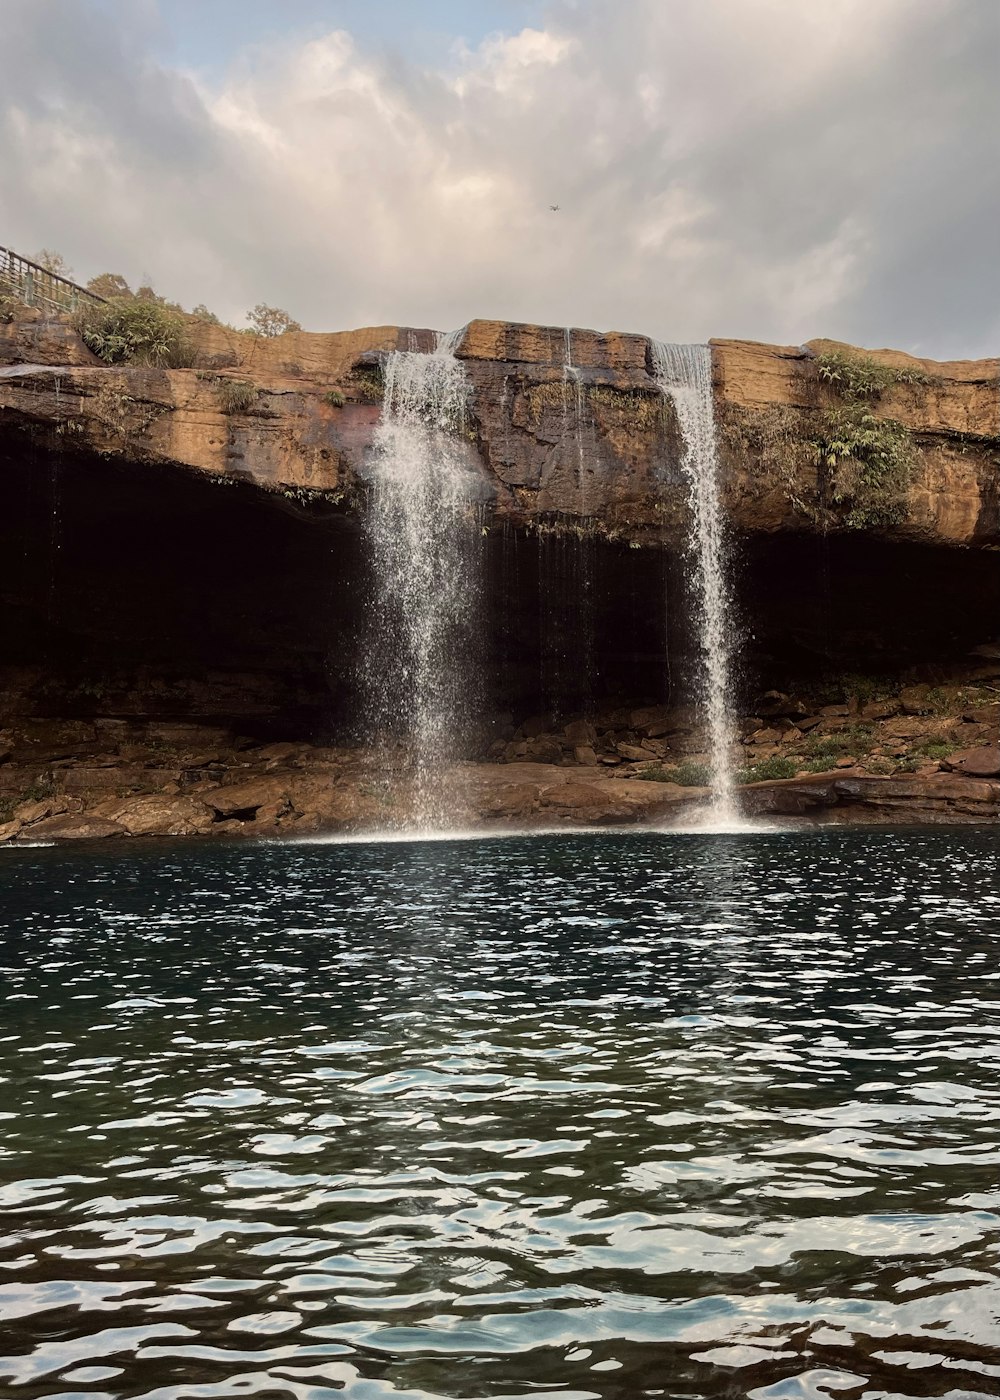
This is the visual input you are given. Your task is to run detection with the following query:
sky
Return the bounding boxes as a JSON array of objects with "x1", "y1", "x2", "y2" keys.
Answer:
[{"x1": 2, "y1": 0, "x2": 998, "y2": 357}]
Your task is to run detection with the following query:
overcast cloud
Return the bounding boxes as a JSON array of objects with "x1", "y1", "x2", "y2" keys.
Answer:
[{"x1": 2, "y1": 0, "x2": 998, "y2": 356}]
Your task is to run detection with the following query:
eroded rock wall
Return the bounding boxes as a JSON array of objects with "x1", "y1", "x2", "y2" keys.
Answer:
[{"x1": 2, "y1": 308, "x2": 997, "y2": 546}]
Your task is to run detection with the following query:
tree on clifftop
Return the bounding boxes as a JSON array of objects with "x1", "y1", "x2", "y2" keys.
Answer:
[
  {"x1": 248, "y1": 303, "x2": 301, "y2": 337},
  {"x1": 32, "y1": 249, "x2": 72, "y2": 279},
  {"x1": 86, "y1": 272, "x2": 132, "y2": 299}
]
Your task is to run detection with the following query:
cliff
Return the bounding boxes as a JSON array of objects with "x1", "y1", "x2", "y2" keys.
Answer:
[
  {"x1": 2, "y1": 308, "x2": 997, "y2": 546},
  {"x1": 0, "y1": 305, "x2": 997, "y2": 840}
]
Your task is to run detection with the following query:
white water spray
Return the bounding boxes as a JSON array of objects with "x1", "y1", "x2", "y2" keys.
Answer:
[
  {"x1": 366, "y1": 331, "x2": 480, "y2": 828},
  {"x1": 650, "y1": 342, "x2": 738, "y2": 822}
]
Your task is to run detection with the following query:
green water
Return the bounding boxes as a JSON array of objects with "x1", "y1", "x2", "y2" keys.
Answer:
[{"x1": 1, "y1": 828, "x2": 999, "y2": 1399}]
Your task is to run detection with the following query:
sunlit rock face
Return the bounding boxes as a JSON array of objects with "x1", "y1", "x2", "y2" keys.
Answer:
[{"x1": 2, "y1": 310, "x2": 996, "y2": 546}]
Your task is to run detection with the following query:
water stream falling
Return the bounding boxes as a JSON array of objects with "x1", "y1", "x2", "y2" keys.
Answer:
[
  {"x1": 365, "y1": 331, "x2": 481, "y2": 828},
  {"x1": 650, "y1": 341, "x2": 738, "y2": 821}
]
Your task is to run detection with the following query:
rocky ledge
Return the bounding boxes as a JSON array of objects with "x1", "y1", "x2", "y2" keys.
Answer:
[
  {"x1": 1, "y1": 307, "x2": 997, "y2": 547},
  {"x1": 2, "y1": 673, "x2": 996, "y2": 845}
]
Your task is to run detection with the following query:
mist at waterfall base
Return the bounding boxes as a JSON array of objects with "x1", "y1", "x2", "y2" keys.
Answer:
[{"x1": 4, "y1": 827, "x2": 1000, "y2": 1399}]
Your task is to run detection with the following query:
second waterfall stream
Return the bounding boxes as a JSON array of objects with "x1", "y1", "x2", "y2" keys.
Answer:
[
  {"x1": 650, "y1": 341, "x2": 739, "y2": 824},
  {"x1": 366, "y1": 331, "x2": 481, "y2": 830}
]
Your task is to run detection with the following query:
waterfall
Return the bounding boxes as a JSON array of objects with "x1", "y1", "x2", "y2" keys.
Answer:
[
  {"x1": 649, "y1": 341, "x2": 738, "y2": 821},
  {"x1": 365, "y1": 331, "x2": 480, "y2": 829}
]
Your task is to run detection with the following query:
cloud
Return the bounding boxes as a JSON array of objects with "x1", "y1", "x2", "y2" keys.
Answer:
[{"x1": 1, "y1": 0, "x2": 997, "y2": 356}]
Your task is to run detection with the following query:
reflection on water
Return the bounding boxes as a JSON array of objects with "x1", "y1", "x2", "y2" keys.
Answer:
[{"x1": 1, "y1": 828, "x2": 999, "y2": 1400}]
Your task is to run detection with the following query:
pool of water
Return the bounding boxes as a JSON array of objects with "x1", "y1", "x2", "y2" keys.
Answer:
[{"x1": 1, "y1": 828, "x2": 999, "y2": 1399}]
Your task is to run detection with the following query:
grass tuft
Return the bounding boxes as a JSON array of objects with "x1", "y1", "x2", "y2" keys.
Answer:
[{"x1": 215, "y1": 379, "x2": 258, "y2": 414}]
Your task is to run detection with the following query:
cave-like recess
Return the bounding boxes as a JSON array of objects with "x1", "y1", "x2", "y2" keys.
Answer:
[{"x1": 1, "y1": 443, "x2": 997, "y2": 740}]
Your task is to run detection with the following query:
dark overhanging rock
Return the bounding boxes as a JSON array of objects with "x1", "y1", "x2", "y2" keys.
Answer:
[{"x1": 1, "y1": 432, "x2": 996, "y2": 743}]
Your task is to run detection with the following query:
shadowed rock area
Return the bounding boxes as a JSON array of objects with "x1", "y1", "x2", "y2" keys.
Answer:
[{"x1": 0, "y1": 305, "x2": 997, "y2": 837}]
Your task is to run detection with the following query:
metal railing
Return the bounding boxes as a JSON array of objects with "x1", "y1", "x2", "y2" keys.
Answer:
[{"x1": 0, "y1": 245, "x2": 107, "y2": 314}]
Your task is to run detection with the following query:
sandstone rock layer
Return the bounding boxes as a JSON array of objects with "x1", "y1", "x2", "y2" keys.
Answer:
[{"x1": 2, "y1": 309, "x2": 997, "y2": 546}]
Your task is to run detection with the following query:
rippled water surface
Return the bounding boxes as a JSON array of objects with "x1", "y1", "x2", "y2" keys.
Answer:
[{"x1": 2, "y1": 829, "x2": 1000, "y2": 1400}]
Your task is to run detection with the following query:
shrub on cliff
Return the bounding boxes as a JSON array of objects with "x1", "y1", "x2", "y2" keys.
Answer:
[
  {"x1": 812, "y1": 348, "x2": 923, "y2": 530},
  {"x1": 637, "y1": 760, "x2": 711, "y2": 786},
  {"x1": 816, "y1": 348, "x2": 929, "y2": 400},
  {"x1": 0, "y1": 292, "x2": 26, "y2": 323},
  {"x1": 75, "y1": 297, "x2": 194, "y2": 368},
  {"x1": 737, "y1": 756, "x2": 798, "y2": 784},
  {"x1": 215, "y1": 379, "x2": 258, "y2": 413},
  {"x1": 815, "y1": 405, "x2": 913, "y2": 529}
]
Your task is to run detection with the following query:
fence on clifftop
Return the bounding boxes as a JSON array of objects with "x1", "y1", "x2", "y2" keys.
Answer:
[{"x1": 0, "y1": 245, "x2": 107, "y2": 314}]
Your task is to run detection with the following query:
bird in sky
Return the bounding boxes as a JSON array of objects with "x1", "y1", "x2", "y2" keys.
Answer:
[{"x1": 549, "y1": 204, "x2": 560, "y2": 211}]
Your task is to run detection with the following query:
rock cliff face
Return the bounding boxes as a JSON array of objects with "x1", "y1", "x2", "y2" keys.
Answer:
[
  {"x1": 2, "y1": 309, "x2": 997, "y2": 545},
  {"x1": 0, "y1": 305, "x2": 997, "y2": 837}
]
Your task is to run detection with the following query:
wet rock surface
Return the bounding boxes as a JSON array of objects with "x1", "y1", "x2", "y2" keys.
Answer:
[{"x1": 1, "y1": 676, "x2": 996, "y2": 846}]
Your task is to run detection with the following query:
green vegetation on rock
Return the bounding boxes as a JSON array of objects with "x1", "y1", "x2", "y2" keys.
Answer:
[
  {"x1": 802, "y1": 725, "x2": 875, "y2": 761},
  {"x1": 815, "y1": 405, "x2": 914, "y2": 528},
  {"x1": 811, "y1": 348, "x2": 927, "y2": 530},
  {"x1": 349, "y1": 365, "x2": 384, "y2": 402},
  {"x1": 815, "y1": 348, "x2": 930, "y2": 401},
  {"x1": 736, "y1": 755, "x2": 798, "y2": 784},
  {"x1": 215, "y1": 379, "x2": 258, "y2": 414},
  {"x1": 75, "y1": 296, "x2": 194, "y2": 367},
  {"x1": 636, "y1": 760, "x2": 710, "y2": 786}
]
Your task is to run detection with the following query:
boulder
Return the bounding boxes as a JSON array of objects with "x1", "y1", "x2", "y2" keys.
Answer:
[
  {"x1": 743, "y1": 770, "x2": 999, "y2": 822},
  {"x1": 478, "y1": 783, "x2": 541, "y2": 819},
  {"x1": 13, "y1": 797, "x2": 59, "y2": 825},
  {"x1": 144, "y1": 722, "x2": 234, "y2": 746},
  {"x1": 251, "y1": 741, "x2": 310, "y2": 767},
  {"x1": 898, "y1": 686, "x2": 940, "y2": 715},
  {"x1": 59, "y1": 765, "x2": 167, "y2": 793},
  {"x1": 92, "y1": 794, "x2": 215, "y2": 836},
  {"x1": 943, "y1": 746, "x2": 1000, "y2": 778},
  {"x1": 544, "y1": 782, "x2": 610, "y2": 809},
  {"x1": 205, "y1": 776, "x2": 291, "y2": 817},
  {"x1": 525, "y1": 737, "x2": 564, "y2": 764},
  {"x1": 758, "y1": 692, "x2": 809, "y2": 718},
  {"x1": 861, "y1": 699, "x2": 901, "y2": 720},
  {"x1": 962, "y1": 704, "x2": 1000, "y2": 725},
  {"x1": 25, "y1": 814, "x2": 125, "y2": 840},
  {"x1": 594, "y1": 778, "x2": 700, "y2": 814}
]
